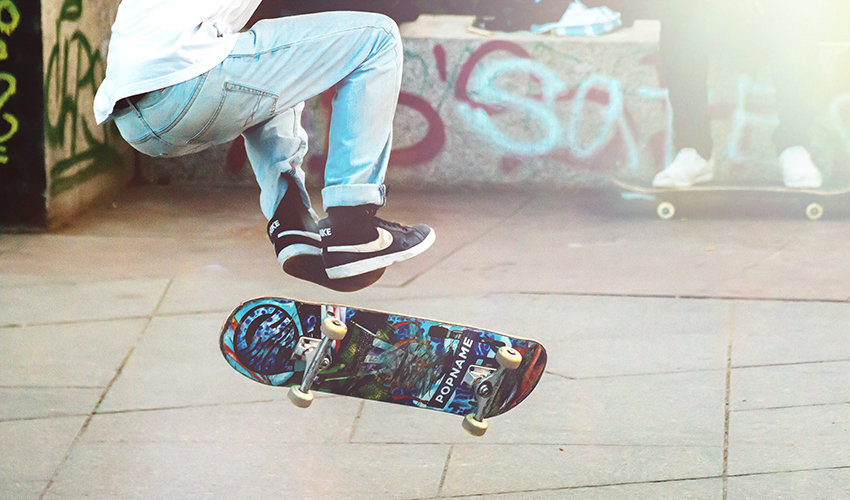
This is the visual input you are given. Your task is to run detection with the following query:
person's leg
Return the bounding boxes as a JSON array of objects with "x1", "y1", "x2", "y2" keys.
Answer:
[
  {"x1": 242, "y1": 101, "x2": 321, "y2": 262},
  {"x1": 118, "y1": 11, "x2": 432, "y2": 282},
  {"x1": 766, "y1": 2, "x2": 823, "y2": 187},
  {"x1": 659, "y1": 3, "x2": 713, "y2": 160},
  {"x1": 228, "y1": 12, "x2": 433, "y2": 278},
  {"x1": 652, "y1": 2, "x2": 715, "y2": 186},
  {"x1": 242, "y1": 102, "x2": 312, "y2": 220},
  {"x1": 236, "y1": 12, "x2": 403, "y2": 212},
  {"x1": 768, "y1": 4, "x2": 819, "y2": 152},
  {"x1": 118, "y1": 11, "x2": 402, "y2": 207}
]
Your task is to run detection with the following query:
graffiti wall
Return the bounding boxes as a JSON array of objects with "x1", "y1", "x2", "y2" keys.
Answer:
[
  {"x1": 138, "y1": 16, "x2": 850, "y2": 191},
  {"x1": 0, "y1": 0, "x2": 130, "y2": 228},
  {"x1": 41, "y1": 0, "x2": 132, "y2": 227}
]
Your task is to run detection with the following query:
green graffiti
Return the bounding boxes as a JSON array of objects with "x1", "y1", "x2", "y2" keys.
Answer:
[
  {"x1": 44, "y1": 0, "x2": 121, "y2": 195},
  {"x1": 0, "y1": 0, "x2": 20, "y2": 36},
  {"x1": 0, "y1": 0, "x2": 18, "y2": 165}
]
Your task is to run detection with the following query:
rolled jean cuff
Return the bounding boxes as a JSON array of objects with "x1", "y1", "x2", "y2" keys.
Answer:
[{"x1": 322, "y1": 184, "x2": 386, "y2": 211}]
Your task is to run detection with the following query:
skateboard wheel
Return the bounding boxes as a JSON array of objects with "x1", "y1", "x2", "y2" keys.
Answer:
[
  {"x1": 288, "y1": 386, "x2": 314, "y2": 408},
  {"x1": 321, "y1": 317, "x2": 347, "y2": 341},
  {"x1": 656, "y1": 202, "x2": 676, "y2": 220},
  {"x1": 805, "y1": 203, "x2": 824, "y2": 221},
  {"x1": 496, "y1": 346, "x2": 522, "y2": 370},
  {"x1": 462, "y1": 414, "x2": 488, "y2": 437}
]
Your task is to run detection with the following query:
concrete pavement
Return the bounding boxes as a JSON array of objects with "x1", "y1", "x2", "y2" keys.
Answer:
[{"x1": 2, "y1": 185, "x2": 850, "y2": 499}]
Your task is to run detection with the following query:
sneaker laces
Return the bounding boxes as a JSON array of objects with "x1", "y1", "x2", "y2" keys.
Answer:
[
  {"x1": 373, "y1": 216, "x2": 411, "y2": 232},
  {"x1": 359, "y1": 206, "x2": 411, "y2": 232}
]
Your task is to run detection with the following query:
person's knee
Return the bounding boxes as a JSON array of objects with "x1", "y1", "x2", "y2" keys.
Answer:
[
  {"x1": 350, "y1": 11, "x2": 400, "y2": 44},
  {"x1": 357, "y1": 12, "x2": 401, "y2": 65}
]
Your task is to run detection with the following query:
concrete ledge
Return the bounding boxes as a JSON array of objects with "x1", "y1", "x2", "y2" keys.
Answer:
[{"x1": 140, "y1": 15, "x2": 850, "y2": 190}]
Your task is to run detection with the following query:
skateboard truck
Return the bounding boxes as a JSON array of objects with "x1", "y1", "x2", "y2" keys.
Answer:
[
  {"x1": 287, "y1": 316, "x2": 347, "y2": 408},
  {"x1": 462, "y1": 346, "x2": 523, "y2": 437}
]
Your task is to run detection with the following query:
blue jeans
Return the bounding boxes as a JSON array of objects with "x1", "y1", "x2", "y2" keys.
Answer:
[{"x1": 113, "y1": 11, "x2": 402, "y2": 218}]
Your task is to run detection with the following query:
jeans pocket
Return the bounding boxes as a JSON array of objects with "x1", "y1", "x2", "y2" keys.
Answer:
[{"x1": 188, "y1": 82, "x2": 278, "y2": 144}]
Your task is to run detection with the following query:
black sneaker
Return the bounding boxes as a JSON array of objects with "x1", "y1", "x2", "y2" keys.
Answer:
[
  {"x1": 268, "y1": 189, "x2": 385, "y2": 292},
  {"x1": 267, "y1": 187, "x2": 322, "y2": 269},
  {"x1": 319, "y1": 205, "x2": 436, "y2": 279}
]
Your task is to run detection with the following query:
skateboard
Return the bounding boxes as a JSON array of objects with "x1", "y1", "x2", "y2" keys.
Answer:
[
  {"x1": 614, "y1": 178, "x2": 850, "y2": 221},
  {"x1": 220, "y1": 297, "x2": 547, "y2": 436}
]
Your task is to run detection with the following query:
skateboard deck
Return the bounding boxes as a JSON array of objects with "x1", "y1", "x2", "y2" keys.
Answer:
[
  {"x1": 220, "y1": 297, "x2": 547, "y2": 435},
  {"x1": 614, "y1": 178, "x2": 850, "y2": 220}
]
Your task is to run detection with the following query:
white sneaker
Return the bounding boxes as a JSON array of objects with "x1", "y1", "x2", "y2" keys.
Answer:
[
  {"x1": 652, "y1": 148, "x2": 715, "y2": 187},
  {"x1": 779, "y1": 146, "x2": 822, "y2": 189}
]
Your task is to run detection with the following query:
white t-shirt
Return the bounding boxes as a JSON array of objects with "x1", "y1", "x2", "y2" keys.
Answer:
[{"x1": 93, "y1": 0, "x2": 262, "y2": 124}]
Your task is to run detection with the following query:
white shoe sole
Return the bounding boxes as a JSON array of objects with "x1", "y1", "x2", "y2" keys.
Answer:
[
  {"x1": 653, "y1": 171, "x2": 714, "y2": 188},
  {"x1": 783, "y1": 179, "x2": 823, "y2": 189},
  {"x1": 277, "y1": 244, "x2": 322, "y2": 267},
  {"x1": 326, "y1": 229, "x2": 436, "y2": 279}
]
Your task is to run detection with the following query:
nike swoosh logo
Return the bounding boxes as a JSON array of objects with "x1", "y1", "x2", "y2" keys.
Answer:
[
  {"x1": 277, "y1": 230, "x2": 322, "y2": 242},
  {"x1": 326, "y1": 227, "x2": 394, "y2": 253}
]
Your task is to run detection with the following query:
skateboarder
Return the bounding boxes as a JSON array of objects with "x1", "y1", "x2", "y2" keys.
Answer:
[
  {"x1": 648, "y1": 0, "x2": 826, "y2": 188},
  {"x1": 93, "y1": 1, "x2": 435, "y2": 287}
]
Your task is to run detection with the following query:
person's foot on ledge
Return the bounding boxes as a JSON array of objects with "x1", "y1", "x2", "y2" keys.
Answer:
[{"x1": 652, "y1": 148, "x2": 715, "y2": 188}]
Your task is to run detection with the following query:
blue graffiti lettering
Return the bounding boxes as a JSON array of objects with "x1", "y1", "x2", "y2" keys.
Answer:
[
  {"x1": 458, "y1": 58, "x2": 651, "y2": 168},
  {"x1": 727, "y1": 75, "x2": 779, "y2": 164},
  {"x1": 459, "y1": 58, "x2": 565, "y2": 155},
  {"x1": 567, "y1": 74, "x2": 640, "y2": 169}
]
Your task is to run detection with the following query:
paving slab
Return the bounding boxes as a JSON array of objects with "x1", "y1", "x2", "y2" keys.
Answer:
[
  {"x1": 0, "y1": 387, "x2": 103, "y2": 420},
  {"x1": 441, "y1": 444, "x2": 721, "y2": 497},
  {"x1": 87, "y1": 400, "x2": 362, "y2": 445},
  {"x1": 0, "y1": 279, "x2": 168, "y2": 326},
  {"x1": 46, "y1": 442, "x2": 449, "y2": 500},
  {"x1": 731, "y1": 360, "x2": 850, "y2": 411},
  {"x1": 98, "y1": 313, "x2": 292, "y2": 412},
  {"x1": 0, "y1": 417, "x2": 87, "y2": 500},
  {"x1": 0, "y1": 319, "x2": 148, "y2": 387},
  {"x1": 0, "y1": 481, "x2": 45, "y2": 500},
  {"x1": 458, "y1": 478, "x2": 723, "y2": 500},
  {"x1": 727, "y1": 469, "x2": 850, "y2": 500},
  {"x1": 728, "y1": 403, "x2": 850, "y2": 476},
  {"x1": 730, "y1": 301, "x2": 850, "y2": 367}
]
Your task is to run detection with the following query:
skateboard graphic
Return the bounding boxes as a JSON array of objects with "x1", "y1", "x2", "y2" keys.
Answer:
[
  {"x1": 220, "y1": 297, "x2": 547, "y2": 436},
  {"x1": 614, "y1": 178, "x2": 850, "y2": 220}
]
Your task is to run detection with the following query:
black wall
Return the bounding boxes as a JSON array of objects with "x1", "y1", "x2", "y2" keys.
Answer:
[{"x1": 0, "y1": 1, "x2": 46, "y2": 228}]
